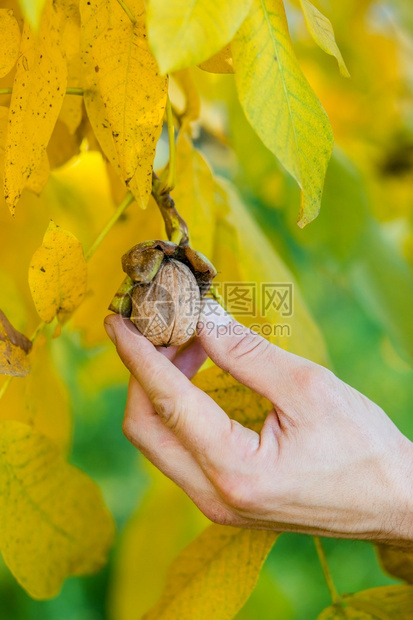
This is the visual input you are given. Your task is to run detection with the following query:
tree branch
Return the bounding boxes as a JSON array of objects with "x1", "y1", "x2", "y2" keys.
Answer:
[{"x1": 159, "y1": 96, "x2": 176, "y2": 193}]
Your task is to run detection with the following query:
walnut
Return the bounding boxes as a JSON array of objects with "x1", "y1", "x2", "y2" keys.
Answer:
[
  {"x1": 130, "y1": 258, "x2": 201, "y2": 346},
  {"x1": 109, "y1": 239, "x2": 217, "y2": 346},
  {"x1": 109, "y1": 239, "x2": 217, "y2": 345}
]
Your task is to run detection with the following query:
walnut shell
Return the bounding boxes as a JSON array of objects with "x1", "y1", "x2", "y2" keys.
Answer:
[{"x1": 130, "y1": 258, "x2": 201, "y2": 347}]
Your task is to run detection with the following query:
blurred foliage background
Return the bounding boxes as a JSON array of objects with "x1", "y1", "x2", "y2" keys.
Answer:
[{"x1": 1, "y1": 0, "x2": 413, "y2": 618}]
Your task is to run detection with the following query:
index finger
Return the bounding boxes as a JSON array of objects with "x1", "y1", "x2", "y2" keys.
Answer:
[{"x1": 104, "y1": 314, "x2": 259, "y2": 473}]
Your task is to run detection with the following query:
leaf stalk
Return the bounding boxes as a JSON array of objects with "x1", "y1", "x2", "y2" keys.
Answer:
[
  {"x1": 159, "y1": 96, "x2": 176, "y2": 193},
  {"x1": 116, "y1": 0, "x2": 136, "y2": 24},
  {"x1": 0, "y1": 87, "x2": 83, "y2": 96}
]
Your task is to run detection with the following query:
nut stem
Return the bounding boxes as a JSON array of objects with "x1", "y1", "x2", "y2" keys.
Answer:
[{"x1": 152, "y1": 172, "x2": 189, "y2": 246}]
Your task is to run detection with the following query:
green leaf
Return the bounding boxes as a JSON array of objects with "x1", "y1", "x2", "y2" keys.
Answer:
[
  {"x1": 299, "y1": 0, "x2": 350, "y2": 77},
  {"x1": 0, "y1": 420, "x2": 115, "y2": 599},
  {"x1": 232, "y1": 0, "x2": 334, "y2": 226},
  {"x1": 213, "y1": 177, "x2": 329, "y2": 364},
  {"x1": 145, "y1": 524, "x2": 277, "y2": 619},
  {"x1": 349, "y1": 221, "x2": 413, "y2": 364},
  {"x1": 147, "y1": 0, "x2": 252, "y2": 74}
]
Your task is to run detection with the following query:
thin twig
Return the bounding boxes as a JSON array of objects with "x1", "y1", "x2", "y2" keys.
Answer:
[
  {"x1": 65, "y1": 87, "x2": 84, "y2": 96},
  {"x1": 314, "y1": 537, "x2": 341, "y2": 604},
  {"x1": 85, "y1": 192, "x2": 135, "y2": 261},
  {"x1": 30, "y1": 321, "x2": 46, "y2": 343}
]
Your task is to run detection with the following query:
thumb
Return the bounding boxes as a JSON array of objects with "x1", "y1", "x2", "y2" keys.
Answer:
[{"x1": 197, "y1": 300, "x2": 295, "y2": 402}]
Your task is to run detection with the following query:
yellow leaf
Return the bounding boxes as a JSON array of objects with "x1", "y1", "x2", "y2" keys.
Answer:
[
  {"x1": 105, "y1": 159, "x2": 127, "y2": 206},
  {"x1": 199, "y1": 45, "x2": 234, "y2": 74},
  {"x1": 172, "y1": 131, "x2": 216, "y2": 258},
  {"x1": 146, "y1": 525, "x2": 277, "y2": 619},
  {"x1": 25, "y1": 151, "x2": 50, "y2": 195},
  {"x1": 0, "y1": 104, "x2": 9, "y2": 141},
  {"x1": 0, "y1": 309, "x2": 32, "y2": 377},
  {"x1": 79, "y1": 0, "x2": 123, "y2": 179},
  {"x1": 193, "y1": 366, "x2": 271, "y2": 432},
  {"x1": 212, "y1": 178, "x2": 329, "y2": 363},
  {"x1": 0, "y1": 335, "x2": 71, "y2": 452},
  {"x1": 28, "y1": 221, "x2": 88, "y2": 324},
  {"x1": 0, "y1": 106, "x2": 9, "y2": 189},
  {"x1": 4, "y1": 0, "x2": 67, "y2": 213},
  {"x1": 109, "y1": 464, "x2": 207, "y2": 620},
  {"x1": 317, "y1": 607, "x2": 373, "y2": 619},
  {"x1": 17, "y1": 0, "x2": 47, "y2": 27},
  {"x1": 299, "y1": 0, "x2": 350, "y2": 78},
  {"x1": 349, "y1": 585, "x2": 413, "y2": 619},
  {"x1": 232, "y1": 0, "x2": 334, "y2": 227},
  {"x1": 93, "y1": 0, "x2": 168, "y2": 208},
  {"x1": 377, "y1": 545, "x2": 413, "y2": 584},
  {"x1": 173, "y1": 70, "x2": 201, "y2": 128},
  {"x1": 0, "y1": 9, "x2": 21, "y2": 78},
  {"x1": 319, "y1": 585, "x2": 413, "y2": 620},
  {"x1": 57, "y1": 0, "x2": 83, "y2": 134},
  {"x1": 47, "y1": 118, "x2": 82, "y2": 169},
  {"x1": 0, "y1": 420, "x2": 115, "y2": 599},
  {"x1": 147, "y1": 0, "x2": 253, "y2": 74},
  {"x1": 1, "y1": 104, "x2": 50, "y2": 198}
]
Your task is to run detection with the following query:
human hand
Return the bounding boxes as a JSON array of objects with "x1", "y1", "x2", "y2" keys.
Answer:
[{"x1": 104, "y1": 301, "x2": 413, "y2": 548}]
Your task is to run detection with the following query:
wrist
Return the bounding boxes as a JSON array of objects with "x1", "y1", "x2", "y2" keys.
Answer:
[{"x1": 381, "y1": 435, "x2": 413, "y2": 549}]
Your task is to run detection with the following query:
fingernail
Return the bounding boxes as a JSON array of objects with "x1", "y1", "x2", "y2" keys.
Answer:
[{"x1": 104, "y1": 319, "x2": 117, "y2": 344}]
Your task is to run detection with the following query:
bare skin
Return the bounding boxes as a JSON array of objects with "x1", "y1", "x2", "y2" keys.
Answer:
[{"x1": 104, "y1": 300, "x2": 413, "y2": 549}]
